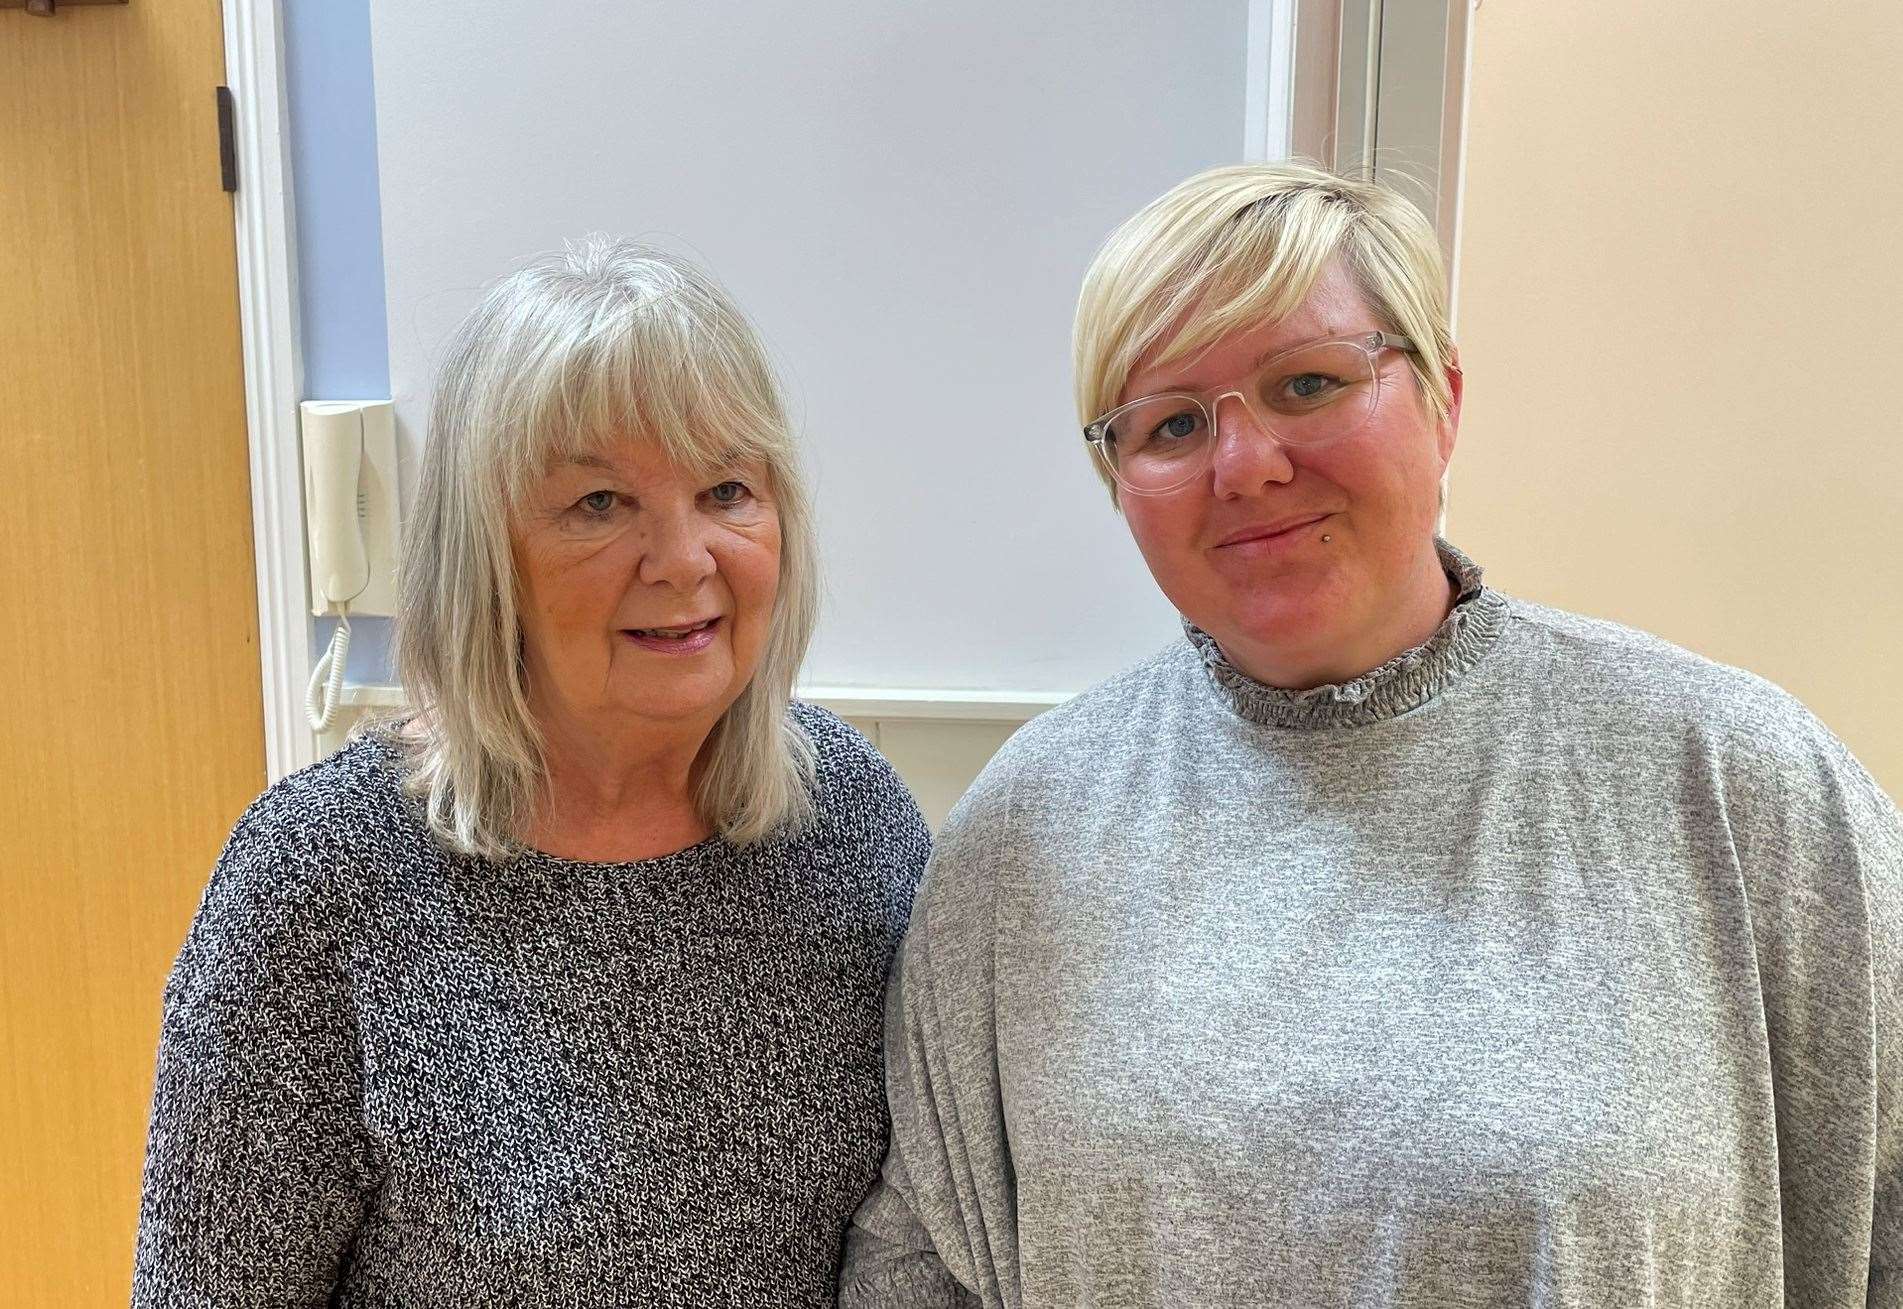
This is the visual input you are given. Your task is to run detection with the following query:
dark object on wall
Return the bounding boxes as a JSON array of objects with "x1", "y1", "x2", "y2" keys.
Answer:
[
  {"x1": 4, "y1": 0, "x2": 130, "y2": 14},
  {"x1": 216, "y1": 87, "x2": 238, "y2": 193}
]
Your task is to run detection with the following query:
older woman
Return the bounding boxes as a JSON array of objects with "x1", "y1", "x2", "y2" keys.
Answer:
[
  {"x1": 841, "y1": 162, "x2": 1902, "y2": 1307},
  {"x1": 132, "y1": 239, "x2": 930, "y2": 1306}
]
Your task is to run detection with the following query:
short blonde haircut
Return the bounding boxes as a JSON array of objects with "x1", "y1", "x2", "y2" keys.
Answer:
[
  {"x1": 1073, "y1": 160, "x2": 1455, "y2": 502},
  {"x1": 390, "y1": 236, "x2": 819, "y2": 860}
]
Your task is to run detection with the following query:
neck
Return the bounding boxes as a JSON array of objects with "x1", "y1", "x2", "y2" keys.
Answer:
[
  {"x1": 523, "y1": 698, "x2": 716, "y2": 861},
  {"x1": 1233, "y1": 541, "x2": 1457, "y2": 691}
]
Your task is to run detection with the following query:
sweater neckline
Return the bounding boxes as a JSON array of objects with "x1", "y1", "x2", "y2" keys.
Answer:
[
  {"x1": 515, "y1": 831, "x2": 730, "y2": 872},
  {"x1": 1185, "y1": 539, "x2": 1509, "y2": 730},
  {"x1": 358, "y1": 731, "x2": 733, "y2": 872}
]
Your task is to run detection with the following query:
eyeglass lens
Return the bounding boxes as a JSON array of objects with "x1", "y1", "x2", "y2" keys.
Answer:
[{"x1": 1096, "y1": 340, "x2": 1385, "y2": 492}]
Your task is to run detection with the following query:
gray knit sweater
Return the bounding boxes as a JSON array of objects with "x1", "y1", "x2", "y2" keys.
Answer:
[
  {"x1": 840, "y1": 543, "x2": 1903, "y2": 1308},
  {"x1": 133, "y1": 703, "x2": 930, "y2": 1308}
]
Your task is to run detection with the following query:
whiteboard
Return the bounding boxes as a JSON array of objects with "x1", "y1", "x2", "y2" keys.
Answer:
[{"x1": 369, "y1": 0, "x2": 1253, "y2": 693}]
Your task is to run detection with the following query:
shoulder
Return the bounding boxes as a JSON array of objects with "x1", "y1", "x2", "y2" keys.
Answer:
[
  {"x1": 1504, "y1": 596, "x2": 1755, "y2": 693},
  {"x1": 792, "y1": 701, "x2": 918, "y2": 815},
  {"x1": 922, "y1": 643, "x2": 1191, "y2": 868},
  {"x1": 788, "y1": 701, "x2": 931, "y2": 876},
  {"x1": 972, "y1": 642, "x2": 1192, "y2": 784},
  {"x1": 1503, "y1": 595, "x2": 1822, "y2": 743},
  {"x1": 198, "y1": 734, "x2": 414, "y2": 927},
  {"x1": 225, "y1": 732, "x2": 414, "y2": 869},
  {"x1": 1501, "y1": 595, "x2": 1898, "y2": 853},
  {"x1": 896, "y1": 650, "x2": 1193, "y2": 972},
  {"x1": 792, "y1": 699, "x2": 884, "y2": 773},
  {"x1": 170, "y1": 735, "x2": 415, "y2": 997}
]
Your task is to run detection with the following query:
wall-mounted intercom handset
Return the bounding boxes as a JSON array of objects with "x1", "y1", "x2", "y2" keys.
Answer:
[{"x1": 300, "y1": 400, "x2": 399, "y2": 732}]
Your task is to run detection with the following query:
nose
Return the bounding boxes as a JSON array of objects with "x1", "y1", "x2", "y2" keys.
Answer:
[
  {"x1": 636, "y1": 505, "x2": 718, "y2": 591},
  {"x1": 1208, "y1": 390, "x2": 1295, "y2": 497}
]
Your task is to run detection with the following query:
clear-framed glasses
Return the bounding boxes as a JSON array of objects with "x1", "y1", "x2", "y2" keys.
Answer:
[{"x1": 1082, "y1": 331, "x2": 1420, "y2": 496}]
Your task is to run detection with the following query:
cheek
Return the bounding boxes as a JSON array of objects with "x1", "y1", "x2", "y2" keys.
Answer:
[
  {"x1": 725, "y1": 530, "x2": 783, "y2": 631},
  {"x1": 1306, "y1": 438, "x2": 1431, "y2": 524},
  {"x1": 511, "y1": 540, "x2": 562, "y2": 631},
  {"x1": 1120, "y1": 496, "x2": 1203, "y2": 575},
  {"x1": 541, "y1": 546, "x2": 635, "y2": 622},
  {"x1": 514, "y1": 536, "x2": 643, "y2": 651},
  {"x1": 1354, "y1": 403, "x2": 1451, "y2": 500}
]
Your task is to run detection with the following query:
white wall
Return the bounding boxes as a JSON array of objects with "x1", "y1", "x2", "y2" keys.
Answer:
[{"x1": 367, "y1": 1, "x2": 1254, "y2": 699}]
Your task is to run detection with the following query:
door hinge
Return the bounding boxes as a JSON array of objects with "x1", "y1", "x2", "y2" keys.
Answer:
[{"x1": 216, "y1": 86, "x2": 238, "y2": 193}]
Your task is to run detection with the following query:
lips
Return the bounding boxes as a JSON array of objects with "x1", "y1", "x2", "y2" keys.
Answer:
[
  {"x1": 625, "y1": 617, "x2": 720, "y2": 639},
  {"x1": 1215, "y1": 513, "x2": 1330, "y2": 548}
]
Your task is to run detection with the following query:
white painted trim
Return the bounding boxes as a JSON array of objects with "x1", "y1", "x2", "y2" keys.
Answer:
[
  {"x1": 1244, "y1": 0, "x2": 1298, "y2": 160},
  {"x1": 1445, "y1": 0, "x2": 1476, "y2": 334},
  {"x1": 798, "y1": 688, "x2": 1069, "y2": 723},
  {"x1": 222, "y1": 0, "x2": 314, "y2": 781},
  {"x1": 339, "y1": 683, "x2": 1071, "y2": 724},
  {"x1": 1440, "y1": 0, "x2": 1475, "y2": 536},
  {"x1": 339, "y1": 684, "x2": 406, "y2": 708}
]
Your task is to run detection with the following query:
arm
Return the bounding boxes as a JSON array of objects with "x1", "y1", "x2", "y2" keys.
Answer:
[
  {"x1": 840, "y1": 932, "x2": 984, "y2": 1308},
  {"x1": 131, "y1": 803, "x2": 379, "y2": 1307},
  {"x1": 1723, "y1": 708, "x2": 1903, "y2": 1307},
  {"x1": 840, "y1": 779, "x2": 1019, "y2": 1309},
  {"x1": 1866, "y1": 789, "x2": 1903, "y2": 1308}
]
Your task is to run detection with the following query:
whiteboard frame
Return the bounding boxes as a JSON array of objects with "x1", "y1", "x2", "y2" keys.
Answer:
[{"x1": 234, "y1": 4, "x2": 1303, "y2": 764}]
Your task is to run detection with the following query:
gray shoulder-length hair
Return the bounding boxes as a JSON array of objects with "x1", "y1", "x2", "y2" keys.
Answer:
[{"x1": 388, "y1": 236, "x2": 819, "y2": 861}]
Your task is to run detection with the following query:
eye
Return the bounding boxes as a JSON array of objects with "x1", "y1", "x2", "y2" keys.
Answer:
[
  {"x1": 1279, "y1": 372, "x2": 1342, "y2": 403},
  {"x1": 707, "y1": 480, "x2": 752, "y2": 506},
  {"x1": 576, "y1": 489, "x2": 618, "y2": 514},
  {"x1": 1150, "y1": 411, "x2": 1204, "y2": 444}
]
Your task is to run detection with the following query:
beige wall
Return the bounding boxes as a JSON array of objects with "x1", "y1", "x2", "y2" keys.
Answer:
[{"x1": 1451, "y1": 1, "x2": 1903, "y2": 798}]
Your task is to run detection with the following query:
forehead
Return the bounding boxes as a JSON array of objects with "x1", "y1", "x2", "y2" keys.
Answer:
[
  {"x1": 1121, "y1": 259, "x2": 1376, "y2": 401},
  {"x1": 546, "y1": 439, "x2": 754, "y2": 484}
]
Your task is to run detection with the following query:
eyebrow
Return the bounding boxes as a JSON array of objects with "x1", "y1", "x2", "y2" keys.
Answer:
[
  {"x1": 1132, "y1": 327, "x2": 1359, "y2": 396},
  {"x1": 557, "y1": 450, "x2": 759, "y2": 482},
  {"x1": 1249, "y1": 326, "x2": 1355, "y2": 369}
]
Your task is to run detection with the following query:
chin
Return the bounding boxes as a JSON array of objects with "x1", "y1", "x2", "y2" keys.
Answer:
[
  {"x1": 1227, "y1": 561, "x2": 1334, "y2": 620},
  {"x1": 1201, "y1": 575, "x2": 1345, "y2": 654},
  {"x1": 1225, "y1": 604, "x2": 1331, "y2": 653},
  {"x1": 621, "y1": 675, "x2": 743, "y2": 726}
]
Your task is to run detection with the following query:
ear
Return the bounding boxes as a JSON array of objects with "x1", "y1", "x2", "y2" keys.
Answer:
[{"x1": 1436, "y1": 351, "x2": 1464, "y2": 468}]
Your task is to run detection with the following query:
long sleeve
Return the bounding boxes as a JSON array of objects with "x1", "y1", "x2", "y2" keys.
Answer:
[
  {"x1": 840, "y1": 775, "x2": 1019, "y2": 1309},
  {"x1": 131, "y1": 804, "x2": 379, "y2": 1307},
  {"x1": 1872, "y1": 819, "x2": 1903, "y2": 1309},
  {"x1": 1722, "y1": 706, "x2": 1903, "y2": 1308},
  {"x1": 1854, "y1": 770, "x2": 1903, "y2": 1308}
]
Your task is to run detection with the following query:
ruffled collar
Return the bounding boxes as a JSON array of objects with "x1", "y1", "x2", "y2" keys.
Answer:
[{"x1": 1185, "y1": 539, "x2": 1509, "y2": 729}]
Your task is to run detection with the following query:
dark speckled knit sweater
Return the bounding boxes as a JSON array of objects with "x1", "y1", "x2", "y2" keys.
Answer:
[{"x1": 131, "y1": 703, "x2": 931, "y2": 1308}]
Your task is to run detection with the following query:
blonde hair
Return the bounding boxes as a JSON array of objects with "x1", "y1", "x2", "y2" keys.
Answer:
[
  {"x1": 389, "y1": 236, "x2": 818, "y2": 860},
  {"x1": 1073, "y1": 159, "x2": 1455, "y2": 502}
]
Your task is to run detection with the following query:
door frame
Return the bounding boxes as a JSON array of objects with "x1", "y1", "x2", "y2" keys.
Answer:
[
  {"x1": 1246, "y1": 0, "x2": 1299, "y2": 160},
  {"x1": 1284, "y1": 0, "x2": 1473, "y2": 300},
  {"x1": 223, "y1": 0, "x2": 313, "y2": 780}
]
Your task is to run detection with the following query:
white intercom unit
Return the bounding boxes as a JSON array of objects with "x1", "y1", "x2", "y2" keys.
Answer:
[{"x1": 300, "y1": 400, "x2": 400, "y2": 731}]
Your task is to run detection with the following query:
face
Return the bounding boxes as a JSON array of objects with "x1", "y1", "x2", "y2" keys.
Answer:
[
  {"x1": 1115, "y1": 259, "x2": 1462, "y2": 687},
  {"x1": 511, "y1": 440, "x2": 781, "y2": 744}
]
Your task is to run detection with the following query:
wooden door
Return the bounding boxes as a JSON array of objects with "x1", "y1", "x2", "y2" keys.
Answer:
[{"x1": 0, "y1": 1, "x2": 266, "y2": 1302}]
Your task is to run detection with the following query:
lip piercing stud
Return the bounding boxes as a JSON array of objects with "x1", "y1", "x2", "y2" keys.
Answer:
[{"x1": 1320, "y1": 534, "x2": 1332, "y2": 543}]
